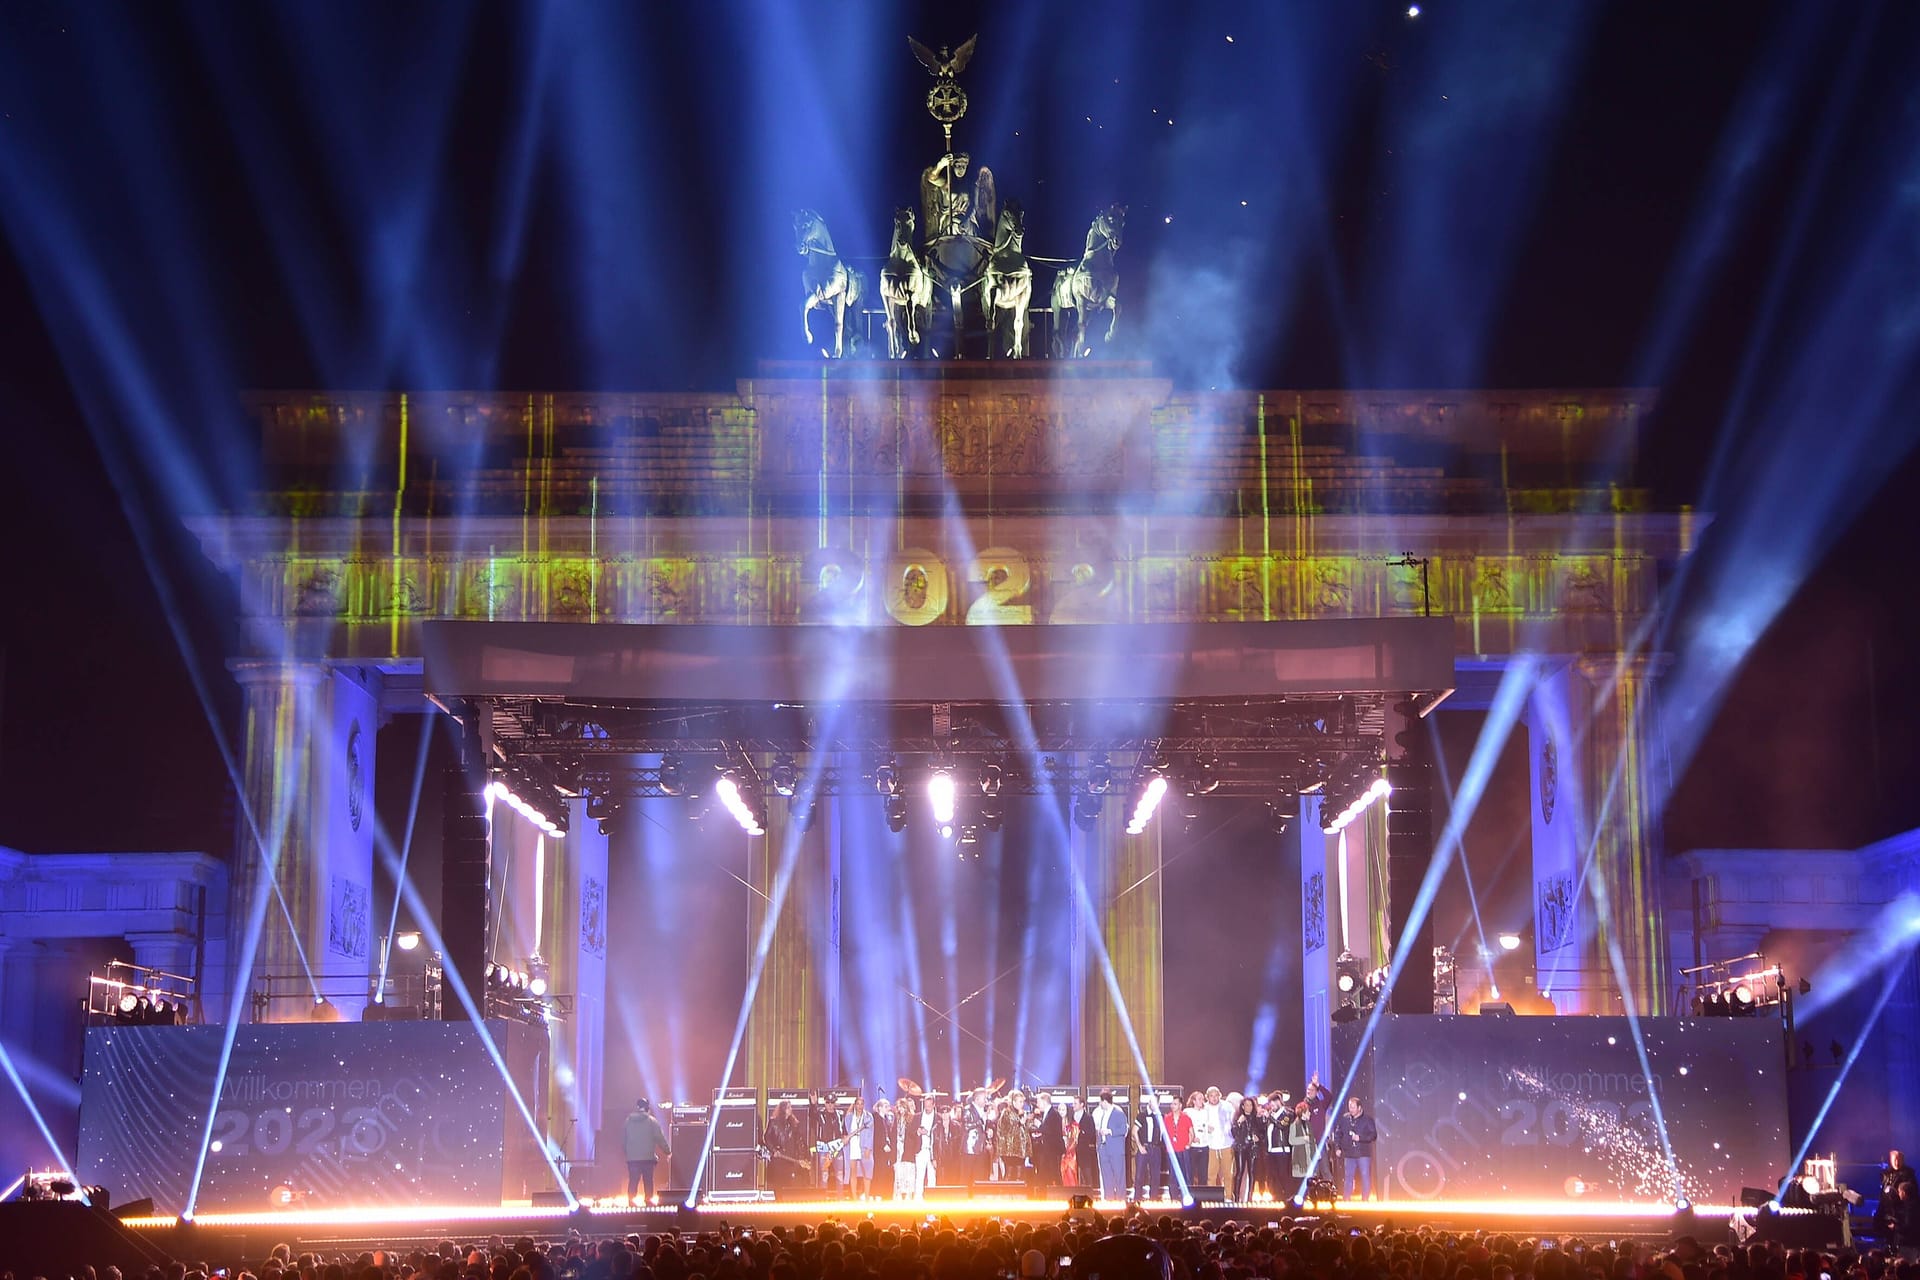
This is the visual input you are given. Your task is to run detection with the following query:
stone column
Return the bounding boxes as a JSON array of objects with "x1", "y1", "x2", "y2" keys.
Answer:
[
  {"x1": 125, "y1": 931, "x2": 197, "y2": 982},
  {"x1": 1576, "y1": 655, "x2": 1672, "y2": 1015},
  {"x1": 228, "y1": 660, "x2": 328, "y2": 1022},
  {"x1": 543, "y1": 796, "x2": 608, "y2": 1166},
  {"x1": 1299, "y1": 795, "x2": 1333, "y2": 1086},
  {"x1": 1079, "y1": 797, "x2": 1165, "y2": 1085},
  {"x1": 746, "y1": 796, "x2": 831, "y2": 1089}
]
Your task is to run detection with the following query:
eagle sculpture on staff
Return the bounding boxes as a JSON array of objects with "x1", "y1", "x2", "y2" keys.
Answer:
[{"x1": 908, "y1": 34, "x2": 977, "y2": 82}]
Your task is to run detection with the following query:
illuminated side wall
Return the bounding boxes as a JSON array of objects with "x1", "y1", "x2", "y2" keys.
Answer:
[{"x1": 1527, "y1": 663, "x2": 1592, "y2": 1013}]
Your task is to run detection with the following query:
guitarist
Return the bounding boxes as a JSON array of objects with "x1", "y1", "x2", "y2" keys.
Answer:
[{"x1": 763, "y1": 1098, "x2": 809, "y2": 1193}]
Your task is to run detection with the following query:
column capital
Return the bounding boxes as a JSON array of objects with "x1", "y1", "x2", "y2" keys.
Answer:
[
  {"x1": 227, "y1": 658, "x2": 332, "y2": 690},
  {"x1": 1574, "y1": 652, "x2": 1673, "y2": 684}
]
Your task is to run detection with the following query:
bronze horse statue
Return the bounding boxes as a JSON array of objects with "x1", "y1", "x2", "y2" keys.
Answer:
[
  {"x1": 879, "y1": 208, "x2": 933, "y2": 359},
  {"x1": 794, "y1": 209, "x2": 867, "y2": 358},
  {"x1": 981, "y1": 202, "x2": 1033, "y2": 359},
  {"x1": 1051, "y1": 204, "x2": 1125, "y2": 358}
]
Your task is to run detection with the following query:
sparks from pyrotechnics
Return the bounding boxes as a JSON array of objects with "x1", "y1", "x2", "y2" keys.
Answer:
[{"x1": 1503, "y1": 1068, "x2": 1704, "y2": 1203}]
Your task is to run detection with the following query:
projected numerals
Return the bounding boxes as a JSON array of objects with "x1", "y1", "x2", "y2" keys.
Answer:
[
  {"x1": 797, "y1": 547, "x2": 1116, "y2": 625},
  {"x1": 884, "y1": 550, "x2": 950, "y2": 625},
  {"x1": 1494, "y1": 1098, "x2": 1655, "y2": 1147},
  {"x1": 800, "y1": 548, "x2": 866, "y2": 623},
  {"x1": 208, "y1": 1105, "x2": 398, "y2": 1158},
  {"x1": 965, "y1": 547, "x2": 1033, "y2": 624}
]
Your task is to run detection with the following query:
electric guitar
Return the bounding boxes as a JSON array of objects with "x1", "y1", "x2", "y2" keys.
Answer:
[{"x1": 755, "y1": 1142, "x2": 812, "y2": 1170}]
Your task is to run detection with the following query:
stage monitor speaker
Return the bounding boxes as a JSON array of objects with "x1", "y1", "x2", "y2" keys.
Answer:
[
  {"x1": 1478, "y1": 1002, "x2": 1515, "y2": 1016},
  {"x1": 111, "y1": 1198, "x2": 156, "y2": 1220},
  {"x1": 971, "y1": 1180, "x2": 1028, "y2": 1198},
  {"x1": 1740, "y1": 1187, "x2": 1777, "y2": 1208},
  {"x1": 708, "y1": 1149, "x2": 759, "y2": 1195},
  {"x1": 1043, "y1": 1184, "x2": 1094, "y2": 1201},
  {"x1": 531, "y1": 1191, "x2": 570, "y2": 1207},
  {"x1": 1189, "y1": 1184, "x2": 1228, "y2": 1203}
]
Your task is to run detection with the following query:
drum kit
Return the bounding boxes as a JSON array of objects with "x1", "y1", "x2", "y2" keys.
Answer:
[{"x1": 895, "y1": 1075, "x2": 1007, "y2": 1101}]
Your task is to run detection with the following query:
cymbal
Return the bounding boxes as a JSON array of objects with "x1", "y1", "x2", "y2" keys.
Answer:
[
  {"x1": 897, "y1": 1076, "x2": 925, "y2": 1097},
  {"x1": 987, "y1": 1077, "x2": 1007, "y2": 1094}
]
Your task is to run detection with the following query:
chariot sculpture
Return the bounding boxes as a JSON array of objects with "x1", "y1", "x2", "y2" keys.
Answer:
[{"x1": 794, "y1": 35, "x2": 1124, "y2": 361}]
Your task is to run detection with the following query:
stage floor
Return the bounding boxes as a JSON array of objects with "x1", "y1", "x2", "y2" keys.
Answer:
[{"x1": 121, "y1": 1196, "x2": 1731, "y2": 1259}]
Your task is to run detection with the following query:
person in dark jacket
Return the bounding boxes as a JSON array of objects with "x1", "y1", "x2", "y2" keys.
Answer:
[
  {"x1": 1132, "y1": 1098, "x2": 1166, "y2": 1201},
  {"x1": 1074, "y1": 1097, "x2": 1101, "y2": 1191},
  {"x1": 621, "y1": 1099, "x2": 670, "y2": 1205},
  {"x1": 1336, "y1": 1096, "x2": 1378, "y2": 1200}
]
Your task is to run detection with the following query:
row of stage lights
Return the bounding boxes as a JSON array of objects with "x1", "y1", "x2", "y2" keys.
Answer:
[
  {"x1": 87, "y1": 963, "x2": 194, "y2": 1026},
  {"x1": 488, "y1": 779, "x2": 567, "y2": 838},
  {"x1": 587, "y1": 753, "x2": 1392, "y2": 845},
  {"x1": 1682, "y1": 956, "x2": 1808, "y2": 1018},
  {"x1": 1322, "y1": 776, "x2": 1391, "y2": 834},
  {"x1": 485, "y1": 961, "x2": 550, "y2": 999}
]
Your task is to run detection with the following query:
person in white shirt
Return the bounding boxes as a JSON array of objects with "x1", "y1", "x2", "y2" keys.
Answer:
[
  {"x1": 1183, "y1": 1089, "x2": 1215, "y2": 1188},
  {"x1": 1207, "y1": 1086, "x2": 1234, "y2": 1188}
]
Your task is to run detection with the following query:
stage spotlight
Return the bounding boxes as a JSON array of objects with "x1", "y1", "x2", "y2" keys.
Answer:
[
  {"x1": 1335, "y1": 951, "x2": 1364, "y2": 995},
  {"x1": 1331, "y1": 1001, "x2": 1361, "y2": 1024},
  {"x1": 1073, "y1": 792, "x2": 1102, "y2": 831},
  {"x1": 1192, "y1": 754, "x2": 1221, "y2": 795},
  {"x1": 980, "y1": 761, "x2": 1003, "y2": 797},
  {"x1": 395, "y1": 931, "x2": 422, "y2": 952},
  {"x1": 1126, "y1": 774, "x2": 1168, "y2": 835},
  {"x1": 529, "y1": 975, "x2": 550, "y2": 997},
  {"x1": 1733, "y1": 984, "x2": 1755, "y2": 1008},
  {"x1": 885, "y1": 793, "x2": 909, "y2": 833},
  {"x1": 118, "y1": 992, "x2": 141, "y2": 1015},
  {"x1": 715, "y1": 772, "x2": 765, "y2": 836},
  {"x1": 928, "y1": 768, "x2": 957, "y2": 826},
  {"x1": 1497, "y1": 932, "x2": 1522, "y2": 951},
  {"x1": 769, "y1": 754, "x2": 798, "y2": 797},
  {"x1": 659, "y1": 755, "x2": 688, "y2": 796},
  {"x1": 1087, "y1": 755, "x2": 1113, "y2": 795}
]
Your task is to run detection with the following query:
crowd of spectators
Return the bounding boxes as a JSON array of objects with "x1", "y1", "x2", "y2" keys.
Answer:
[{"x1": 9, "y1": 1208, "x2": 1920, "y2": 1280}]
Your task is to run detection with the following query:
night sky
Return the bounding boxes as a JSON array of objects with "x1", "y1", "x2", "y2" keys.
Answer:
[{"x1": 1, "y1": 0, "x2": 1917, "y2": 868}]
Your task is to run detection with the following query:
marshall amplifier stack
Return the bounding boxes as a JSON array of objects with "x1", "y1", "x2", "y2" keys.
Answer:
[{"x1": 708, "y1": 1088, "x2": 764, "y2": 1200}]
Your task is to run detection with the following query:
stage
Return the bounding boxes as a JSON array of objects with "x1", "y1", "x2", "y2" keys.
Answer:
[{"x1": 113, "y1": 1195, "x2": 1736, "y2": 1261}]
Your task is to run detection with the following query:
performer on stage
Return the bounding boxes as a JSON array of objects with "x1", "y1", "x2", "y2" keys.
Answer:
[
  {"x1": 931, "y1": 1101, "x2": 964, "y2": 1190},
  {"x1": 870, "y1": 1096, "x2": 897, "y2": 1198},
  {"x1": 1336, "y1": 1096, "x2": 1378, "y2": 1200},
  {"x1": 621, "y1": 1098, "x2": 670, "y2": 1207},
  {"x1": 994, "y1": 1091, "x2": 1031, "y2": 1185},
  {"x1": 1033, "y1": 1091, "x2": 1066, "y2": 1188},
  {"x1": 1094, "y1": 1090, "x2": 1127, "y2": 1200},
  {"x1": 808, "y1": 1092, "x2": 838, "y2": 1192},
  {"x1": 762, "y1": 1098, "x2": 809, "y2": 1194},
  {"x1": 1166, "y1": 1095, "x2": 1193, "y2": 1192},
  {"x1": 1182, "y1": 1090, "x2": 1214, "y2": 1188},
  {"x1": 1230, "y1": 1094, "x2": 1262, "y2": 1201},
  {"x1": 1132, "y1": 1096, "x2": 1166, "y2": 1201},
  {"x1": 897, "y1": 1096, "x2": 928, "y2": 1199},
  {"x1": 1287, "y1": 1100, "x2": 1315, "y2": 1190},
  {"x1": 838, "y1": 1094, "x2": 872, "y2": 1199},
  {"x1": 1072, "y1": 1096, "x2": 1099, "y2": 1190},
  {"x1": 1205, "y1": 1087, "x2": 1234, "y2": 1188},
  {"x1": 963, "y1": 1087, "x2": 993, "y2": 1186}
]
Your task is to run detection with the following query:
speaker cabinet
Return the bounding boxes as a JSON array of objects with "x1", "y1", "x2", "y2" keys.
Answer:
[{"x1": 708, "y1": 1149, "x2": 760, "y2": 1195}]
